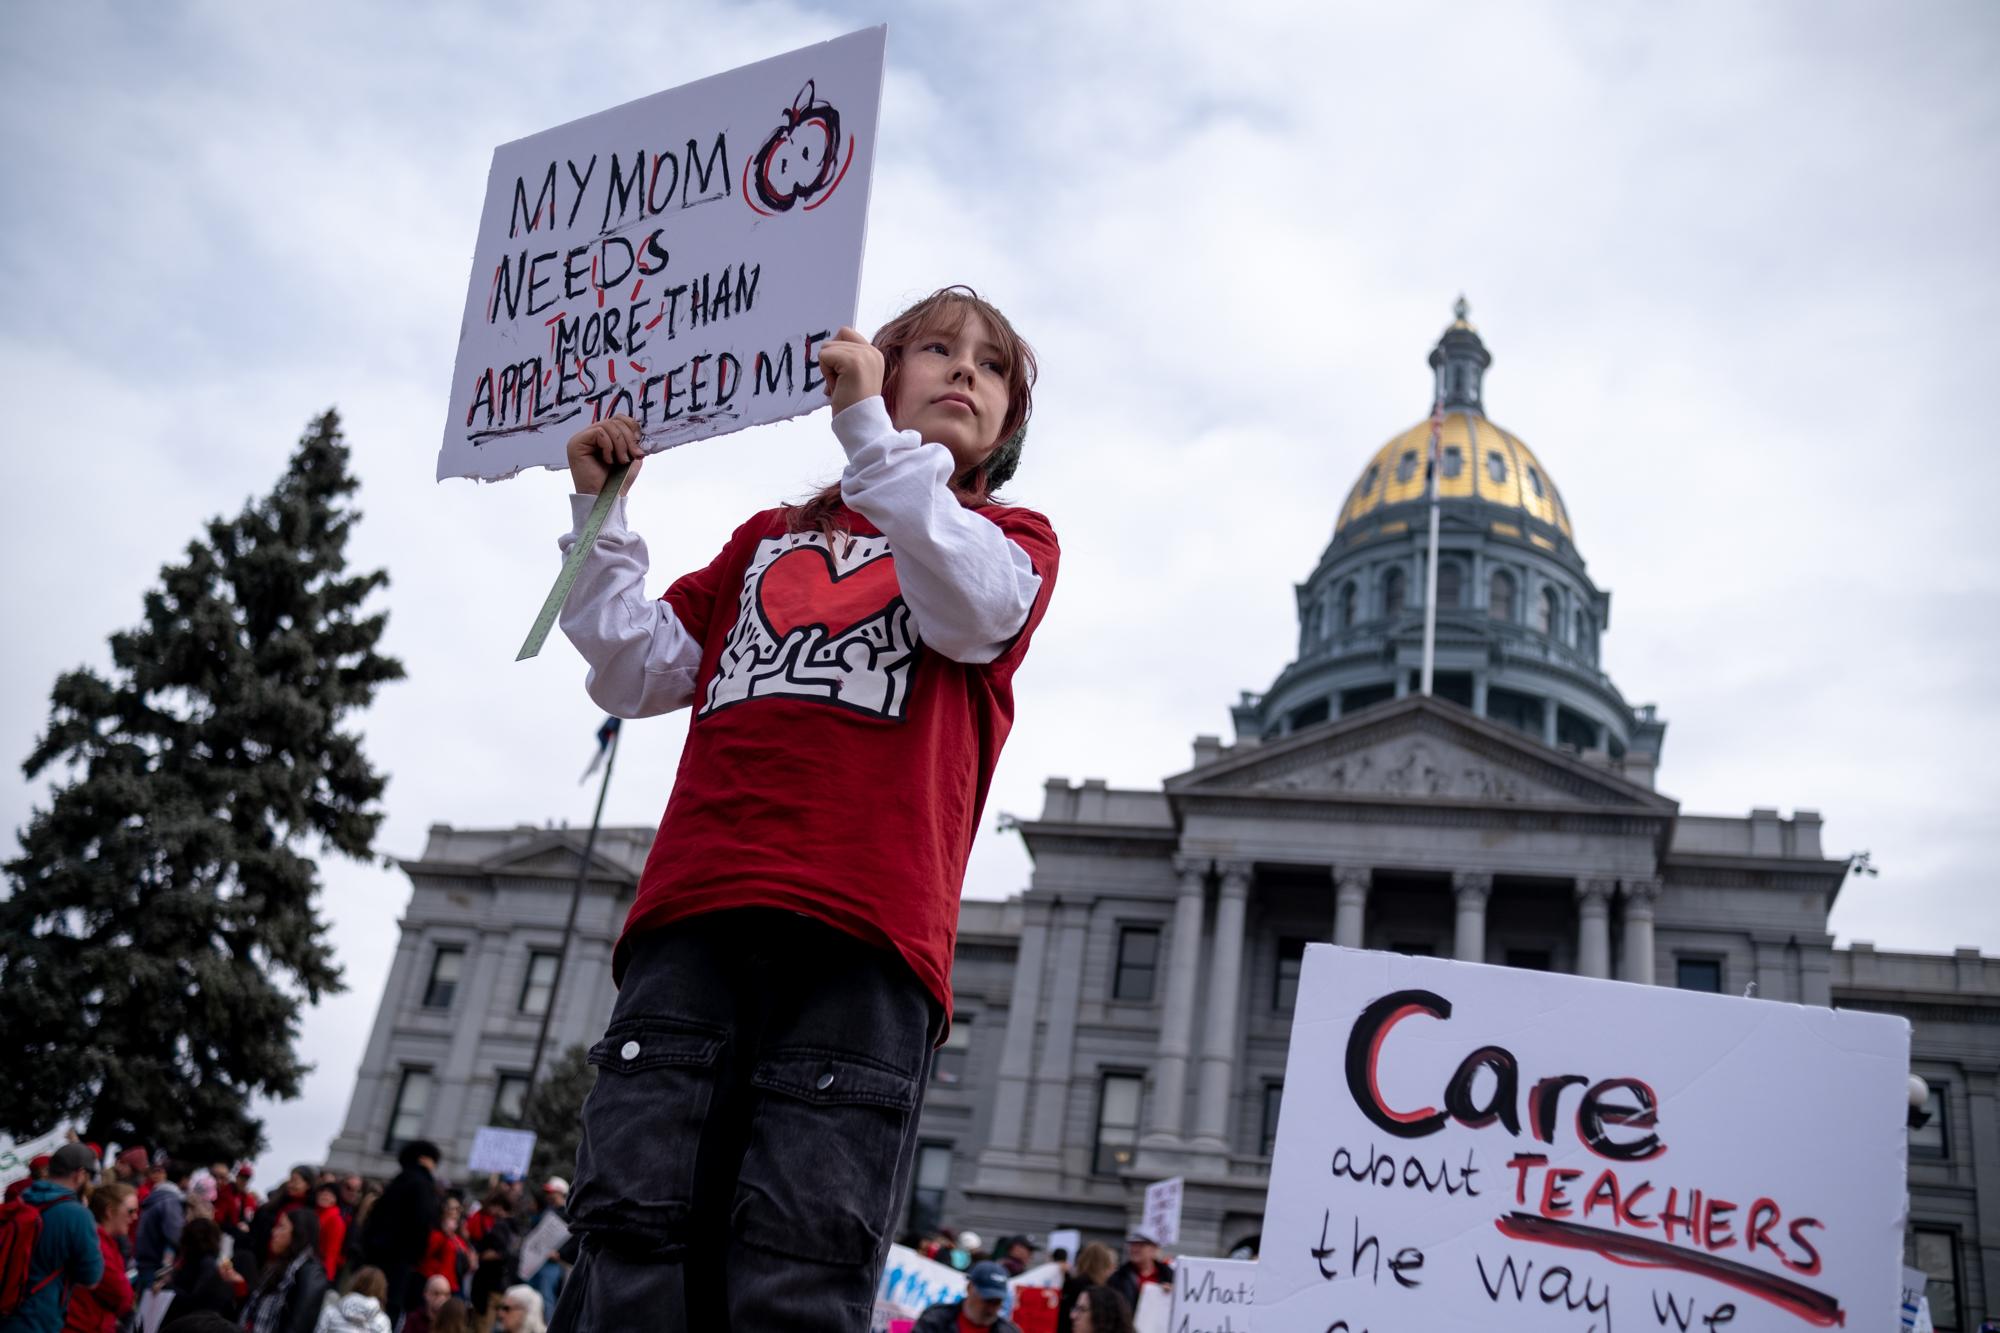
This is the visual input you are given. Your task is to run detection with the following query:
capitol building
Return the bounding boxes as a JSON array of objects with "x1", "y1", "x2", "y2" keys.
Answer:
[{"x1": 327, "y1": 307, "x2": 1998, "y2": 1327}]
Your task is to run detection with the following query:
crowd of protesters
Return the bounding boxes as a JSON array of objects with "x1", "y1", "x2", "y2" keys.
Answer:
[
  {"x1": 4, "y1": 1134, "x2": 1190, "y2": 1333},
  {"x1": 897, "y1": 1224, "x2": 1178, "y2": 1332},
  {"x1": 0, "y1": 1139, "x2": 571, "y2": 1333}
]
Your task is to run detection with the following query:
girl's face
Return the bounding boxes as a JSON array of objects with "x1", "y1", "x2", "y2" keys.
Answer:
[
  {"x1": 442, "y1": 1198, "x2": 461, "y2": 1231},
  {"x1": 1072, "y1": 1293, "x2": 1095, "y2": 1333},
  {"x1": 889, "y1": 308, "x2": 1011, "y2": 481},
  {"x1": 269, "y1": 1213, "x2": 292, "y2": 1258},
  {"x1": 107, "y1": 1195, "x2": 139, "y2": 1239}
]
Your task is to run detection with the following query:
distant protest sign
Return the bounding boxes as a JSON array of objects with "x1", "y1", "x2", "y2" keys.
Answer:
[
  {"x1": 439, "y1": 27, "x2": 886, "y2": 481},
  {"x1": 1170, "y1": 1258, "x2": 1255, "y2": 1332},
  {"x1": 1257, "y1": 946, "x2": 1908, "y2": 1331},
  {"x1": 465, "y1": 1125, "x2": 535, "y2": 1178},
  {"x1": 1143, "y1": 1176, "x2": 1184, "y2": 1246}
]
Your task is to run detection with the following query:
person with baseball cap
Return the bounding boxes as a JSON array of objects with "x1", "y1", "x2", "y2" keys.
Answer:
[
  {"x1": 1103, "y1": 1229, "x2": 1172, "y2": 1315},
  {"x1": 0, "y1": 1142, "x2": 103, "y2": 1333},
  {"x1": 912, "y1": 1260, "x2": 1020, "y2": 1333}
]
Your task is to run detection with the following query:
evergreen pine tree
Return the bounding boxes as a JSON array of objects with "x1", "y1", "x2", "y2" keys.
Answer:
[
  {"x1": 506, "y1": 1045, "x2": 594, "y2": 1185},
  {"x1": 0, "y1": 409, "x2": 405, "y2": 1162}
]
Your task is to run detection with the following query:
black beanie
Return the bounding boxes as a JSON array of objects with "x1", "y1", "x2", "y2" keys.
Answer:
[{"x1": 983, "y1": 423, "x2": 1027, "y2": 493}]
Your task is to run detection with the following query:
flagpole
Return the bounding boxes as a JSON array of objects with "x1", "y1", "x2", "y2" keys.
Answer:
[
  {"x1": 1420, "y1": 399, "x2": 1443, "y2": 697},
  {"x1": 525, "y1": 723, "x2": 620, "y2": 1106}
]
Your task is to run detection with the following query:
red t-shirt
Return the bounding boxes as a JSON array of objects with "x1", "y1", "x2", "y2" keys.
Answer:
[{"x1": 617, "y1": 502, "x2": 1059, "y2": 1020}]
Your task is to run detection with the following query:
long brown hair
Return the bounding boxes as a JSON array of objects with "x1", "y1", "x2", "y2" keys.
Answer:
[
  {"x1": 787, "y1": 286, "x2": 1037, "y2": 538},
  {"x1": 1074, "y1": 1240, "x2": 1118, "y2": 1284}
]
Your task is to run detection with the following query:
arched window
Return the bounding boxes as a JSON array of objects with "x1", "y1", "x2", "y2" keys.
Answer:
[
  {"x1": 1486, "y1": 451, "x2": 1508, "y2": 483},
  {"x1": 1489, "y1": 570, "x2": 1516, "y2": 621},
  {"x1": 1436, "y1": 561, "x2": 1462, "y2": 608},
  {"x1": 1384, "y1": 568, "x2": 1407, "y2": 617},
  {"x1": 1339, "y1": 581, "x2": 1357, "y2": 628},
  {"x1": 1441, "y1": 446, "x2": 1463, "y2": 478},
  {"x1": 1526, "y1": 466, "x2": 1545, "y2": 498},
  {"x1": 1539, "y1": 586, "x2": 1559, "y2": 635},
  {"x1": 1396, "y1": 450, "x2": 1418, "y2": 482},
  {"x1": 1575, "y1": 609, "x2": 1593, "y2": 658}
]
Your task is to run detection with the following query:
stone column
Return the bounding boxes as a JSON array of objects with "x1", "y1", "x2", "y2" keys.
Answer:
[
  {"x1": 1189, "y1": 862, "x2": 1252, "y2": 1154},
  {"x1": 433, "y1": 929, "x2": 508, "y2": 1162},
  {"x1": 1144, "y1": 857, "x2": 1210, "y2": 1146},
  {"x1": 1453, "y1": 872, "x2": 1492, "y2": 963},
  {"x1": 988, "y1": 906, "x2": 1050, "y2": 1153},
  {"x1": 1541, "y1": 698, "x2": 1559, "y2": 748},
  {"x1": 1620, "y1": 878, "x2": 1661, "y2": 985},
  {"x1": 1333, "y1": 866, "x2": 1371, "y2": 950},
  {"x1": 1472, "y1": 672, "x2": 1489, "y2": 719},
  {"x1": 1574, "y1": 879, "x2": 1614, "y2": 979},
  {"x1": 1028, "y1": 905, "x2": 1091, "y2": 1155}
]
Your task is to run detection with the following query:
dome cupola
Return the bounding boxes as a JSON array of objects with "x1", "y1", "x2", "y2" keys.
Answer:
[
  {"x1": 1429, "y1": 294, "x2": 1491, "y2": 411},
  {"x1": 1233, "y1": 301, "x2": 1668, "y2": 784}
]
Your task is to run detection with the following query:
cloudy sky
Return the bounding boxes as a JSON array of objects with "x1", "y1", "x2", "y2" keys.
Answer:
[{"x1": 4, "y1": 2, "x2": 1996, "y2": 1181}]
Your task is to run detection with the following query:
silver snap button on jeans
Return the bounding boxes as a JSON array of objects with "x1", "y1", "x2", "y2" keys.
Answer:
[
  {"x1": 620, "y1": 1040, "x2": 641, "y2": 1060},
  {"x1": 815, "y1": 1071, "x2": 835, "y2": 1090}
]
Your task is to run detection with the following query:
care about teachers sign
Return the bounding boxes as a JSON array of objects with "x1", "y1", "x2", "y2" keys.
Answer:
[
  {"x1": 1258, "y1": 946, "x2": 1908, "y2": 1332},
  {"x1": 439, "y1": 27, "x2": 886, "y2": 481}
]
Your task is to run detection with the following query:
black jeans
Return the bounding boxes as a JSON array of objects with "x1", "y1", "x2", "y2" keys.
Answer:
[{"x1": 550, "y1": 909, "x2": 938, "y2": 1332}]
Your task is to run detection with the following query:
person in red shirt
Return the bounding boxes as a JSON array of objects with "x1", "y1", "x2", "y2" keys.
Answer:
[
  {"x1": 418, "y1": 1196, "x2": 473, "y2": 1295},
  {"x1": 314, "y1": 1180, "x2": 348, "y2": 1281},
  {"x1": 62, "y1": 1181, "x2": 137, "y2": 1333},
  {"x1": 550, "y1": 289, "x2": 1056, "y2": 1333}
]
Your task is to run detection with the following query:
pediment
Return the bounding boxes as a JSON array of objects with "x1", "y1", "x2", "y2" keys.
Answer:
[
  {"x1": 480, "y1": 833, "x2": 637, "y2": 881},
  {"x1": 1172, "y1": 697, "x2": 1674, "y2": 812}
]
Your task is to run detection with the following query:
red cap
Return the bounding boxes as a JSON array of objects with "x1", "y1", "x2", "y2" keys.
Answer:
[{"x1": 28, "y1": 1155, "x2": 50, "y2": 1171}]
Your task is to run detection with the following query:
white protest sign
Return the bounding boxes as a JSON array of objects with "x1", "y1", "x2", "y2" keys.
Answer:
[
  {"x1": 0, "y1": 1127, "x2": 74, "y2": 1184},
  {"x1": 873, "y1": 1246, "x2": 1066, "y2": 1329},
  {"x1": 515, "y1": 1211, "x2": 571, "y2": 1280},
  {"x1": 1142, "y1": 1176, "x2": 1184, "y2": 1247},
  {"x1": 1258, "y1": 945, "x2": 1908, "y2": 1332},
  {"x1": 875, "y1": 1244, "x2": 966, "y2": 1325},
  {"x1": 1014, "y1": 1261, "x2": 1064, "y2": 1290},
  {"x1": 1133, "y1": 1283, "x2": 1172, "y2": 1333},
  {"x1": 1900, "y1": 1266, "x2": 1933, "y2": 1332},
  {"x1": 1047, "y1": 1228, "x2": 1081, "y2": 1259},
  {"x1": 440, "y1": 27, "x2": 886, "y2": 481},
  {"x1": 1170, "y1": 1257, "x2": 1256, "y2": 1333},
  {"x1": 466, "y1": 1126, "x2": 536, "y2": 1178}
]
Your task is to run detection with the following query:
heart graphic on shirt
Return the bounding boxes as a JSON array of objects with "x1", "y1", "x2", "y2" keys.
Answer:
[{"x1": 756, "y1": 544, "x2": 902, "y2": 643}]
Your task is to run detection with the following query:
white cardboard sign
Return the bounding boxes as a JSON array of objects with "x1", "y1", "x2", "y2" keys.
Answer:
[
  {"x1": 439, "y1": 27, "x2": 886, "y2": 481},
  {"x1": 1143, "y1": 1176, "x2": 1185, "y2": 1247},
  {"x1": 1258, "y1": 946, "x2": 1908, "y2": 1332},
  {"x1": 1170, "y1": 1257, "x2": 1256, "y2": 1332},
  {"x1": 872, "y1": 1245, "x2": 1066, "y2": 1329},
  {"x1": 465, "y1": 1125, "x2": 536, "y2": 1178}
]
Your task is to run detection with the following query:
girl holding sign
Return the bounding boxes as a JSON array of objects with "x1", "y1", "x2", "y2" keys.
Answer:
[{"x1": 550, "y1": 287, "x2": 1057, "y2": 1333}]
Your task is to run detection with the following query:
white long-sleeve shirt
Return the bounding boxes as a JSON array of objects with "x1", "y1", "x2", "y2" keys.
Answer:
[{"x1": 558, "y1": 397, "x2": 1044, "y2": 717}]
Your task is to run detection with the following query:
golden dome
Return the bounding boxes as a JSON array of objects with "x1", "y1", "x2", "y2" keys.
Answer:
[{"x1": 1334, "y1": 410, "x2": 1573, "y2": 540}]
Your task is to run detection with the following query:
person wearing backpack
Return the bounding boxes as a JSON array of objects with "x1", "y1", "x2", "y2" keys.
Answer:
[{"x1": 0, "y1": 1142, "x2": 103, "y2": 1333}]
